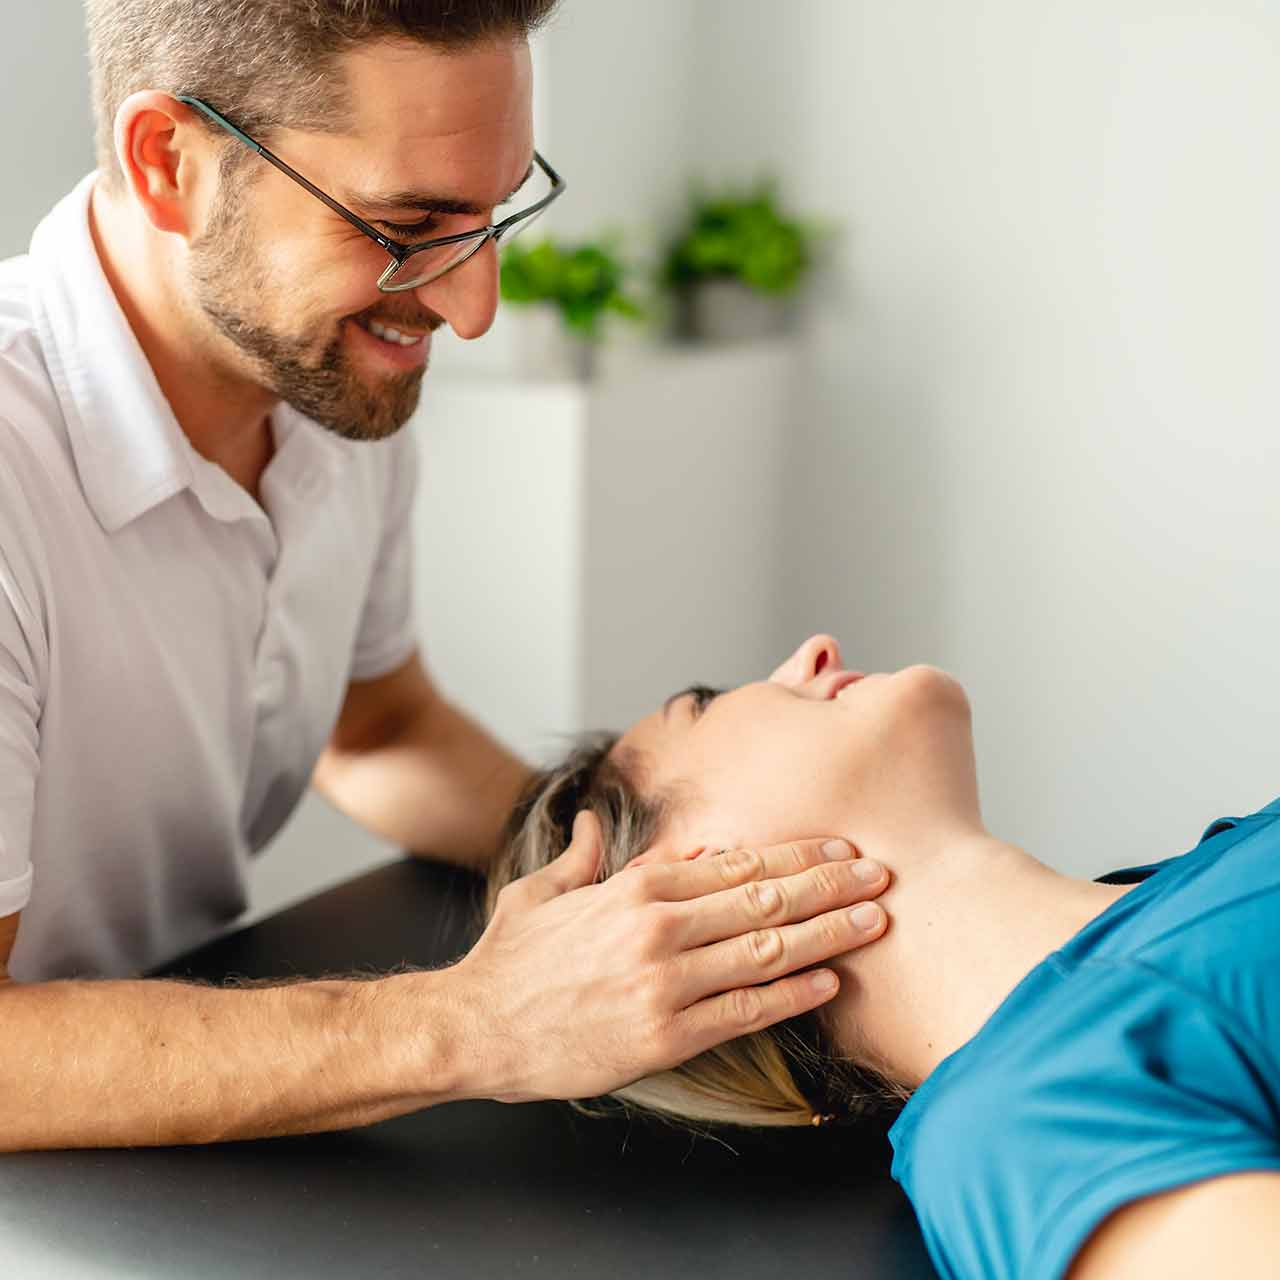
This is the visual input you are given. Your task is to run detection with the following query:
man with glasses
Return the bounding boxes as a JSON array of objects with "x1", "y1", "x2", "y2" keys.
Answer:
[{"x1": 0, "y1": 0, "x2": 888, "y2": 1152}]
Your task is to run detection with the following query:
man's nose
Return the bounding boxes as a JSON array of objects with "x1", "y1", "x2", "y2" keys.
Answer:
[
  {"x1": 413, "y1": 238, "x2": 501, "y2": 340},
  {"x1": 768, "y1": 634, "x2": 843, "y2": 687}
]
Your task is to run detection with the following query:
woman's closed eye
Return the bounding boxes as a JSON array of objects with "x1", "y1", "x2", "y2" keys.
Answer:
[
  {"x1": 662, "y1": 683, "x2": 726, "y2": 722},
  {"x1": 688, "y1": 685, "x2": 725, "y2": 718}
]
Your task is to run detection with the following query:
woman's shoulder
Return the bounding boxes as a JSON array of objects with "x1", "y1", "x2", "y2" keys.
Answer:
[
  {"x1": 891, "y1": 959, "x2": 1280, "y2": 1280},
  {"x1": 1082, "y1": 795, "x2": 1280, "y2": 978},
  {"x1": 1095, "y1": 793, "x2": 1280, "y2": 888}
]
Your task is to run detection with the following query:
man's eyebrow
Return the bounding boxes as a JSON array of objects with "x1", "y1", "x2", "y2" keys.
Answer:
[{"x1": 349, "y1": 159, "x2": 536, "y2": 218}]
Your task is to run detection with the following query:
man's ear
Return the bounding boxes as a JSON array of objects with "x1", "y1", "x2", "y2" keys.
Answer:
[{"x1": 112, "y1": 91, "x2": 210, "y2": 238}]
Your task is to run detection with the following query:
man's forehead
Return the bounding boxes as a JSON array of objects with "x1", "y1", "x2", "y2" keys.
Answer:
[
  {"x1": 341, "y1": 35, "x2": 533, "y2": 138},
  {"x1": 343, "y1": 158, "x2": 535, "y2": 218},
  {"x1": 329, "y1": 40, "x2": 534, "y2": 213}
]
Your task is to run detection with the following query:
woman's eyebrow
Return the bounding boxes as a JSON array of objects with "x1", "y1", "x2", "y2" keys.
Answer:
[
  {"x1": 661, "y1": 684, "x2": 726, "y2": 721},
  {"x1": 349, "y1": 160, "x2": 537, "y2": 218},
  {"x1": 662, "y1": 686, "x2": 700, "y2": 722}
]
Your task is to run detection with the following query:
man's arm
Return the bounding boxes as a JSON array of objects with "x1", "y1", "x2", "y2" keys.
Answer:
[
  {"x1": 312, "y1": 651, "x2": 532, "y2": 872},
  {"x1": 1066, "y1": 1171, "x2": 1280, "y2": 1279},
  {"x1": 0, "y1": 824, "x2": 891, "y2": 1151},
  {"x1": 0, "y1": 907, "x2": 461, "y2": 1150},
  {"x1": 0, "y1": 911, "x2": 18, "y2": 977},
  {"x1": 0, "y1": 948, "x2": 467, "y2": 1151}
]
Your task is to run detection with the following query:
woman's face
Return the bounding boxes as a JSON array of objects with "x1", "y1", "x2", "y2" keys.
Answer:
[{"x1": 612, "y1": 634, "x2": 981, "y2": 861}]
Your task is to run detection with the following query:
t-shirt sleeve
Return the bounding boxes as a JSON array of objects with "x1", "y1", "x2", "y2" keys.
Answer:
[
  {"x1": 348, "y1": 423, "x2": 420, "y2": 682},
  {"x1": 0, "y1": 477, "x2": 45, "y2": 918},
  {"x1": 895, "y1": 960, "x2": 1280, "y2": 1280},
  {"x1": 1032, "y1": 963, "x2": 1280, "y2": 1280}
]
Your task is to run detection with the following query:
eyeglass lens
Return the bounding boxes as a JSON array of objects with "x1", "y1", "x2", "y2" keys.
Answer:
[{"x1": 379, "y1": 184, "x2": 551, "y2": 291}]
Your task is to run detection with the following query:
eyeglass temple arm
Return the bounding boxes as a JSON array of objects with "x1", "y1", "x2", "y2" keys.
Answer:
[
  {"x1": 174, "y1": 94, "x2": 402, "y2": 254},
  {"x1": 176, "y1": 94, "x2": 262, "y2": 153},
  {"x1": 176, "y1": 95, "x2": 564, "y2": 255}
]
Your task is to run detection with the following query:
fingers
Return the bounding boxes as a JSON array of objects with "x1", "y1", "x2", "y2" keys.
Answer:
[
  {"x1": 673, "y1": 855, "x2": 890, "y2": 950},
  {"x1": 670, "y1": 893, "x2": 888, "y2": 1009},
  {"x1": 510, "y1": 810, "x2": 603, "y2": 908},
  {"x1": 644, "y1": 837, "x2": 864, "y2": 903},
  {"x1": 674, "y1": 968, "x2": 844, "y2": 1060}
]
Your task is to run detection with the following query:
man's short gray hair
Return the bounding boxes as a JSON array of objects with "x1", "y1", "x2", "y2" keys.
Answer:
[{"x1": 85, "y1": 0, "x2": 560, "y2": 183}]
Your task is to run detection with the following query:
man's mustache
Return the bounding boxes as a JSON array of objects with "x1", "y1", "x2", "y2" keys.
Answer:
[{"x1": 353, "y1": 303, "x2": 445, "y2": 332}]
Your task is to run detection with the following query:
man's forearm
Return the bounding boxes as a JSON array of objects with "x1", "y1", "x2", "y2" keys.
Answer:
[
  {"x1": 0, "y1": 968, "x2": 477, "y2": 1153},
  {"x1": 313, "y1": 698, "x2": 533, "y2": 870}
]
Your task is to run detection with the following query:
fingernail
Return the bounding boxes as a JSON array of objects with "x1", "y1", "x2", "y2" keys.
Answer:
[
  {"x1": 811, "y1": 970, "x2": 838, "y2": 994},
  {"x1": 823, "y1": 839, "x2": 852, "y2": 860},
  {"x1": 851, "y1": 903, "x2": 882, "y2": 931},
  {"x1": 853, "y1": 859, "x2": 883, "y2": 883}
]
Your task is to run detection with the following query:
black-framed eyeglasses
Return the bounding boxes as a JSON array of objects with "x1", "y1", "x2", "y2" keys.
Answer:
[{"x1": 177, "y1": 94, "x2": 566, "y2": 293}]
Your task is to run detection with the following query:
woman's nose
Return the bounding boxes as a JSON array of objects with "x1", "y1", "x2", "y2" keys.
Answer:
[{"x1": 768, "y1": 634, "x2": 843, "y2": 687}]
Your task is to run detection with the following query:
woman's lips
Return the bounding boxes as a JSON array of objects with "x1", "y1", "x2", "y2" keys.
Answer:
[{"x1": 825, "y1": 671, "x2": 866, "y2": 699}]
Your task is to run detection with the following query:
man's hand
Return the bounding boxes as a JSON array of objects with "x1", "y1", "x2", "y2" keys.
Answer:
[{"x1": 452, "y1": 812, "x2": 890, "y2": 1103}]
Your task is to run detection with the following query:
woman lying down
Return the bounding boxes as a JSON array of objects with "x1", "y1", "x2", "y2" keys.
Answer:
[{"x1": 485, "y1": 634, "x2": 1280, "y2": 1280}]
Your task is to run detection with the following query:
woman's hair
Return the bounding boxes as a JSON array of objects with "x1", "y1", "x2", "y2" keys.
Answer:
[{"x1": 487, "y1": 733, "x2": 912, "y2": 1131}]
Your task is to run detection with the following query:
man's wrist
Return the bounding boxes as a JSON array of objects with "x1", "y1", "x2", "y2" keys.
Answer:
[{"x1": 370, "y1": 966, "x2": 498, "y2": 1107}]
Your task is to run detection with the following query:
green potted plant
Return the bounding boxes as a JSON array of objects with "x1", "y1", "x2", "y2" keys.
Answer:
[
  {"x1": 500, "y1": 236, "x2": 644, "y2": 379},
  {"x1": 663, "y1": 181, "x2": 820, "y2": 343}
]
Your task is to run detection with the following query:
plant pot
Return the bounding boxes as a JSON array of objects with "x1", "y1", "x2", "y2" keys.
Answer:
[
  {"x1": 683, "y1": 279, "x2": 797, "y2": 344},
  {"x1": 511, "y1": 306, "x2": 599, "y2": 381}
]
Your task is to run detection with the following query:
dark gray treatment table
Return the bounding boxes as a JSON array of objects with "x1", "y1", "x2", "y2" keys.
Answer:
[{"x1": 0, "y1": 857, "x2": 937, "y2": 1279}]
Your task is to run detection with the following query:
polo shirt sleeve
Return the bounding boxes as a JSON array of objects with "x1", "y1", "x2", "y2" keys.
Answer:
[
  {"x1": 349, "y1": 423, "x2": 420, "y2": 682},
  {"x1": 0, "y1": 464, "x2": 45, "y2": 918}
]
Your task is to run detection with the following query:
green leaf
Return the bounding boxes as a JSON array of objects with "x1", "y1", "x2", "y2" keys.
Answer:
[
  {"x1": 662, "y1": 180, "x2": 827, "y2": 297},
  {"x1": 500, "y1": 235, "x2": 645, "y2": 339}
]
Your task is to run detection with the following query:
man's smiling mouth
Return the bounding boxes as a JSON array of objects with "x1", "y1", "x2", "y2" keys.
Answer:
[{"x1": 354, "y1": 315, "x2": 427, "y2": 347}]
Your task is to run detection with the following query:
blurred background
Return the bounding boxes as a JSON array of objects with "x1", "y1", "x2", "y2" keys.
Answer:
[{"x1": 4, "y1": 3, "x2": 1278, "y2": 922}]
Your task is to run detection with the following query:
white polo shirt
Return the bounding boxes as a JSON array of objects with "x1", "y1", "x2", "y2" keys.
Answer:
[{"x1": 0, "y1": 175, "x2": 420, "y2": 982}]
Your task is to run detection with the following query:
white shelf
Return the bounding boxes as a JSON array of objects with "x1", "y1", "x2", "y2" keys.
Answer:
[{"x1": 248, "y1": 338, "x2": 800, "y2": 921}]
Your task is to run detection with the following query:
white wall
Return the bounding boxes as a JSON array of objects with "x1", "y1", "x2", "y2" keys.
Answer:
[
  {"x1": 250, "y1": 342, "x2": 798, "y2": 923},
  {"x1": 534, "y1": 0, "x2": 697, "y2": 244},
  {"x1": 246, "y1": 378, "x2": 591, "y2": 923},
  {"x1": 405, "y1": 339, "x2": 797, "y2": 745},
  {"x1": 0, "y1": 9, "x2": 95, "y2": 256},
  {"x1": 690, "y1": 1, "x2": 1280, "y2": 876},
  {"x1": 583, "y1": 340, "x2": 796, "y2": 727},
  {"x1": 429, "y1": 0, "x2": 699, "y2": 379},
  {"x1": 8, "y1": 3, "x2": 1279, "y2": 914}
]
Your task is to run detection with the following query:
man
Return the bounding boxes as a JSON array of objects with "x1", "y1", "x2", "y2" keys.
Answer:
[{"x1": 0, "y1": 0, "x2": 890, "y2": 1150}]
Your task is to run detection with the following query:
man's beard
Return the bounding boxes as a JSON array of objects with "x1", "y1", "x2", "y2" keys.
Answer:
[{"x1": 187, "y1": 193, "x2": 430, "y2": 443}]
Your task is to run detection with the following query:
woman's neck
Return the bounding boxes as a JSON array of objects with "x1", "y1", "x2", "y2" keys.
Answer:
[{"x1": 826, "y1": 831, "x2": 1136, "y2": 1089}]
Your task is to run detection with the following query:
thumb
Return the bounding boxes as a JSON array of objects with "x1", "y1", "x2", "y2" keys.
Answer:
[{"x1": 522, "y1": 809, "x2": 604, "y2": 906}]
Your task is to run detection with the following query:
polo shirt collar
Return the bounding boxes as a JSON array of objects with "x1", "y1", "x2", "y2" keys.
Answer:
[{"x1": 27, "y1": 173, "x2": 349, "y2": 535}]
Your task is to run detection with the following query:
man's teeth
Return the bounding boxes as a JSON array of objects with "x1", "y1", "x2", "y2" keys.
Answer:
[{"x1": 359, "y1": 317, "x2": 425, "y2": 347}]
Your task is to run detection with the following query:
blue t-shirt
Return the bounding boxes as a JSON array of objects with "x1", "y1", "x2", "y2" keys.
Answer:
[{"x1": 888, "y1": 796, "x2": 1280, "y2": 1280}]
